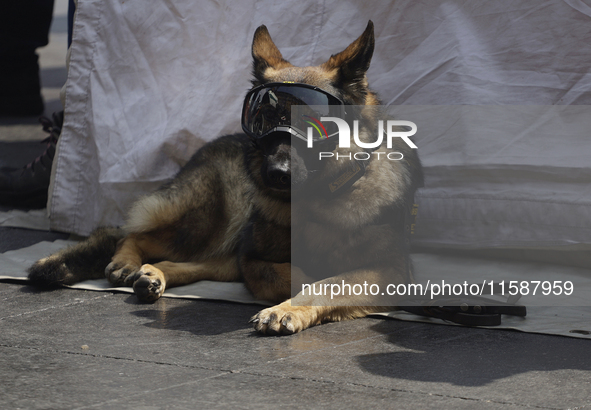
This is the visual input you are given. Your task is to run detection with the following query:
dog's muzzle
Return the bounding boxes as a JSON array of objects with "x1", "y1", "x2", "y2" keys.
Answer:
[{"x1": 265, "y1": 148, "x2": 291, "y2": 190}]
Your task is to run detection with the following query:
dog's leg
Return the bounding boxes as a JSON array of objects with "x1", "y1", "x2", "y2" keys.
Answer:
[
  {"x1": 105, "y1": 233, "x2": 169, "y2": 286},
  {"x1": 127, "y1": 258, "x2": 241, "y2": 302},
  {"x1": 241, "y1": 259, "x2": 370, "y2": 335},
  {"x1": 240, "y1": 261, "x2": 292, "y2": 304},
  {"x1": 250, "y1": 268, "x2": 401, "y2": 335},
  {"x1": 28, "y1": 227, "x2": 124, "y2": 287},
  {"x1": 252, "y1": 303, "x2": 388, "y2": 335},
  {"x1": 240, "y1": 257, "x2": 317, "y2": 304}
]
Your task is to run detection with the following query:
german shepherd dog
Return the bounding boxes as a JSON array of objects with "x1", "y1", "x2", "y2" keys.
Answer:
[{"x1": 28, "y1": 21, "x2": 423, "y2": 335}]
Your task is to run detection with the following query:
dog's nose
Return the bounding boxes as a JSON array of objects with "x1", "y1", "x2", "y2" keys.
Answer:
[{"x1": 266, "y1": 165, "x2": 291, "y2": 189}]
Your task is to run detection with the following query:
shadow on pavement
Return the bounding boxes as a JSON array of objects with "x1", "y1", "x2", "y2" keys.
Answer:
[{"x1": 356, "y1": 320, "x2": 591, "y2": 387}]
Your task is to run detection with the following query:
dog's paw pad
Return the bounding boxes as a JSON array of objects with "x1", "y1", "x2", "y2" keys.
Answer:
[{"x1": 132, "y1": 265, "x2": 165, "y2": 303}]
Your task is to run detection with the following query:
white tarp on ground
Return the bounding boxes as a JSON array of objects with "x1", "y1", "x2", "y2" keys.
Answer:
[{"x1": 50, "y1": 0, "x2": 591, "y2": 255}]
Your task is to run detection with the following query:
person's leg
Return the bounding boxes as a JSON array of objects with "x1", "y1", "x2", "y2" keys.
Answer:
[
  {"x1": 0, "y1": 0, "x2": 55, "y2": 117},
  {"x1": 68, "y1": 0, "x2": 75, "y2": 47},
  {"x1": 0, "y1": 0, "x2": 63, "y2": 208}
]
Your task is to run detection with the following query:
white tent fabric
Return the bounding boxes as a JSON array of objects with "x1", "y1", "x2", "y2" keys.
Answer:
[{"x1": 49, "y1": 0, "x2": 591, "y2": 260}]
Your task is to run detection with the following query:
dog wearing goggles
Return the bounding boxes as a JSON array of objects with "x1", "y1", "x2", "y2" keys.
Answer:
[{"x1": 28, "y1": 21, "x2": 423, "y2": 335}]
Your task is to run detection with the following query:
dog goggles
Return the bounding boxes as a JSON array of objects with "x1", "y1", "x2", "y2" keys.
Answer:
[{"x1": 241, "y1": 82, "x2": 345, "y2": 143}]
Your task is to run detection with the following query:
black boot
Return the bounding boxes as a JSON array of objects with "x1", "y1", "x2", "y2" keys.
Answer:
[{"x1": 0, "y1": 111, "x2": 63, "y2": 208}]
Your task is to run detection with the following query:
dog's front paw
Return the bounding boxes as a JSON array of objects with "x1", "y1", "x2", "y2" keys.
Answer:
[
  {"x1": 129, "y1": 264, "x2": 166, "y2": 303},
  {"x1": 250, "y1": 302, "x2": 315, "y2": 335},
  {"x1": 105, "y1": 261, "x2": 140, "y2": 286}
]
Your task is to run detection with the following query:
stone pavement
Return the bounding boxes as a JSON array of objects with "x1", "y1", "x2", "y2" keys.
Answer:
[
  {"x1": 1, "y1": 279, "x2": 591, "y2": 409},
  {"x1": 1, "y1": 1, "x2": 591, "y2": 408}
]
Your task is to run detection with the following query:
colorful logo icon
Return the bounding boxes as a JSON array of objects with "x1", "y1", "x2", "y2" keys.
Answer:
[{"x1": 303, "y1": 115, "x2": 328, "y2": 139}]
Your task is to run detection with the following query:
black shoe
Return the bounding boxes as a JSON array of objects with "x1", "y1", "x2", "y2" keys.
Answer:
[{"x1": 0, "y1": 111, "x2": 63, "y2": 208}]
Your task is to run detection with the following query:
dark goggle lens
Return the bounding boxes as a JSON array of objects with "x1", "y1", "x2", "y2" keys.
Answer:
[{"x1": 241, "y1": 84, "x2": 344, "y2": 141}]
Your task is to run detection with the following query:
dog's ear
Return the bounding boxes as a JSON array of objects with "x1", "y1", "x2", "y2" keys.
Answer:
[
  {"x1": 322, "y1": 21, "x2": 375, "y2": 85},
  {"x1": 252, "y1": 25, "x2": 292, "y2": 83}
]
